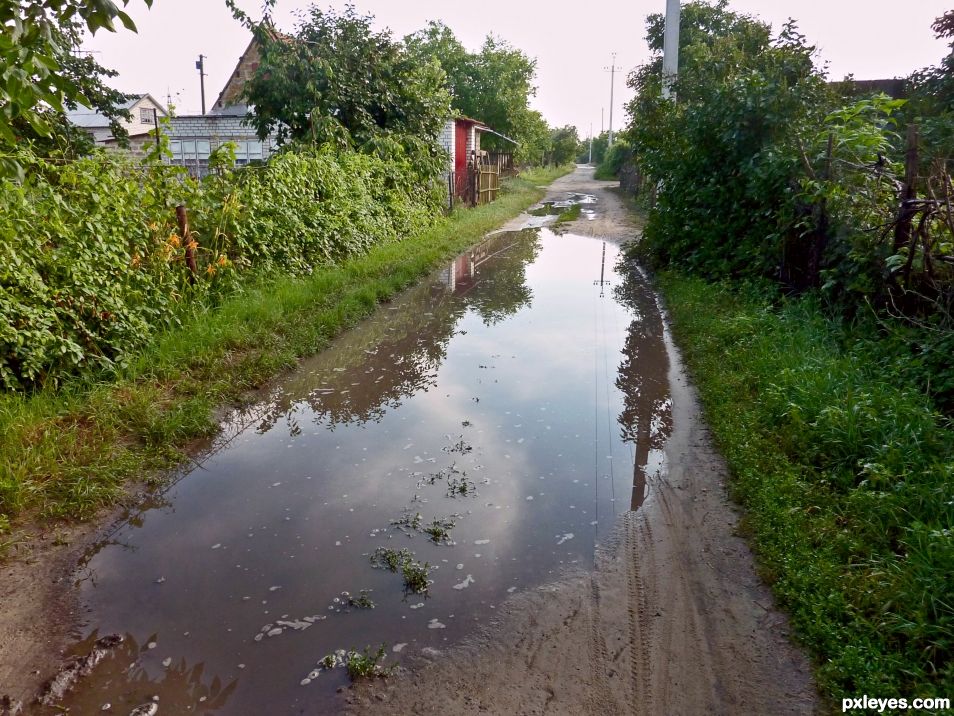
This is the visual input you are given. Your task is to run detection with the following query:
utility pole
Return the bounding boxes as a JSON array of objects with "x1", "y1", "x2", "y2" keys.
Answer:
[
  {"x1": 589, "y1": 122, "x2": 593, "y2": 164},
  {"x1": 196, "y1": 54, "x2": 207, "y2": 115},
  {"x1": 601, "y1": 107, "x2": 604, "y2": 134},
  {"x1": 662, "y1": 0, "x2": 681, "y2": 99},
  {"x1": 603, "y1": 53, "x2": 622, "y2": 146}
]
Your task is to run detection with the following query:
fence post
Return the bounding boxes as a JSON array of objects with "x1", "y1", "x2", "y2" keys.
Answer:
[
  {"x1": 894, "y1": 124, "x2": 920, "y2": 253},
  {"x1": 176, "y1": 204, "x2": 198, "y2": 284}
]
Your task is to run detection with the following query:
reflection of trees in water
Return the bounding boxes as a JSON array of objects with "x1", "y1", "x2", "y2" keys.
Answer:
[
  {"x1": 252, "y1": 230, "x2": 541, "y2": 434},
  {"x1": 613, "y1": 268, "x2": 672, "y2": 510},
  {"x1": 53, "y1": 631, "x2": 236, "y2": 714}
]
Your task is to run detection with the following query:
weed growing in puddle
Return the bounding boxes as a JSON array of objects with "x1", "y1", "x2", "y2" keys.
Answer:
[
  {"x1": 306, "y1": 645, "x2": 392, "y2": 683},
  {"x1": 423, "y1": 517, "x2": 456, "y2": 544},
  {"x1": 402, "y1": 559, "x2": 432, "y2": 594},
  {"x1": 443, "y1": 436, "x2": 472, "y2": 454},
  {"x1": 417, "y1": 463, "x2": 461, "y2": 488},
  {"x1": 446, "y1": 475, "x2": 477, "y2": 497},
  {"x1": 390, "y1": 511, "x2": 423, "y2": 533},
  {"x1": 370, "y1": 547, "x2": 414, "y2": 572},
  {"x1": 344, "y1": 589, "x2": 375, "y2": 609},
  {"x1": 346, "y1": 645, "x2": 392, "y2": 680}
]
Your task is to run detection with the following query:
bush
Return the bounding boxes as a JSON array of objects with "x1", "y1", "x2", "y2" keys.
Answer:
[{"x1": 0, "y1": 142, "x2": 445, "y2": 391}]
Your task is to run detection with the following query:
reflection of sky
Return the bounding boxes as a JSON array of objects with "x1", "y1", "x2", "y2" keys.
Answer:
[{"x1": 61, "y1": 231, "x2": 671, "y2": 716}]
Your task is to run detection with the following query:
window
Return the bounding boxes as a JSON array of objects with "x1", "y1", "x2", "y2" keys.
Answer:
[{"x1": 140, "y1": 107, "x2": 156, "y2": 124}]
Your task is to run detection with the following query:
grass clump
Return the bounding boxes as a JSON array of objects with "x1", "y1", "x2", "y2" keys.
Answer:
[
  {"x1": 401, "y1": 559, "x2": 432, "y2": 594},
  {"x1": 369, "y1": 547, "x2": 414, "y2": 572},
  {"x1": 346, "y1": 645, "x2": 392, "y2": 680},
  {"x1": 446, "y1": 474, "x2": 476, "y2": 497},
  {"x1": 344, "y1": 590, "x2": 375, "y2": 609},
  {"x1": 390, "y1": 511, "x2": 423, "y2": 533},
  {"x1": 423, "y1": 517, "x2": 456, "y2": 544},
  {"x1": 553, "y1": 203, "x2": 582, "y2": 223},
  {"x1": 655, "y1": 270, "x2": 954, "y2": 701}
]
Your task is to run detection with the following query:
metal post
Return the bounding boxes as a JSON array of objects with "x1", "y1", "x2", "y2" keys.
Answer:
[
  {"x1": 662, "y1": 0, "x2": 681, "y2": 99},
  {"x1": 196, "y1": 54, "x2": 207, "y2": 115}
]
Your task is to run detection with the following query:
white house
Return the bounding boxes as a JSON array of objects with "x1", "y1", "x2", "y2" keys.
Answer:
[{"x1": 66, "y1": 93, "x2": 167, "y2": 145}]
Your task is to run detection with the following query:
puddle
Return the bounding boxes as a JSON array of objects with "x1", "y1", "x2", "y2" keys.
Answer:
[
  {"x1": 525, "y1": 193, "x2": 598, "y2": 226},
  {"x1": 46, "y1": 229, "x2": 671, "y2": 714}
]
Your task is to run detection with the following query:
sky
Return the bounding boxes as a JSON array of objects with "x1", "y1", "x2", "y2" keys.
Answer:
[{"x1": 83, "y1": 0, "x2": 954, "y2": 137}]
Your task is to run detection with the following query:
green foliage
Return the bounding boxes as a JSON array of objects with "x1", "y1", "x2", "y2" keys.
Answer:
[
  {"x1": 594, "y1": 139, "x2": 633, "y2": 180},
  {"x1": 230, "y1": 3, "x2": 451, "y2": 151},
  {"x1": 625, "y1": 2, "x2": 954, "y2": 313},
  {"x1": 657, "y1": 271, "x2": 954, "y2": 700},
  {"x1": 0, "y1": 169, "x2": 555, "y2": 532},
  {"x1": 401, "y1": 558, "x2": 431, "y2": 594},
  {"x1": 629, "y1": 8, "x2": 829, "y2": 282},
  {"x1": 0, "y1": 1, "x2": 150, "y2": 173},
  {"x1": 370, "y1": 547, "x2": 415, "y2": 571},
  {"x1": 577, "y1": 130, "x2": 610, "y2": 165},
  {"x1": 404, "y1": 22, "x2": 546, "y2": 162},
  {"x1": 0, "y1": 142, "x2": 444, "y2": 391},
  {"x1": 345, "y1": 645, "x2": 392, "y2": 680},
  {"x1": 546, "y1": 125, "x2": 579, "y2": 166}
]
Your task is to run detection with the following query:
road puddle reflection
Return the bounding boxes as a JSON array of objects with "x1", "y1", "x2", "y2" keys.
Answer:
[{"x1": 45, "y1": 228, "x2": 671, "y2": 715}]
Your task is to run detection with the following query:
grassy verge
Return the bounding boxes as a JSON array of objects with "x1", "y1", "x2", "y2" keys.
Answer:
[
  {"x1": 0, "y1": 164, "x2": 572, "y2": 540},
  {"x1": 655, "y1": 272, "x2": 953, "y2": 703}
]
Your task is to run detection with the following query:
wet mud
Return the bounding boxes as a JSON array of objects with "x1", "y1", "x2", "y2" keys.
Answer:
[{"x1": 38, "y1": 200, "x2": 671, "y2": 713}]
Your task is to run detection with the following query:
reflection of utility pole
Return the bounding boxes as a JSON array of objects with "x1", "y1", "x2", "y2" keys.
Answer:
[
  {"x1": 196, "y1": 54, "x2": 207, "y2": 115},
  {"x1": 593, "y1": 241, "x2": 611, "y2": 297},
  {"x1": 604, "y1": 53, "x2": 621, "y2": 147}
]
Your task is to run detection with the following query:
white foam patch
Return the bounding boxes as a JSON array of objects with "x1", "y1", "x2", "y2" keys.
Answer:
[{"x1": 452, "y1": 575, "x2": 475, "y2": 590}]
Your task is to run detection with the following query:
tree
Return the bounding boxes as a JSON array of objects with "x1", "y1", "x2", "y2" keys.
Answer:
[
  {"x1": 0, "y1": 0, "x2": 151, "y2": 165},
  {"x1": 230, "y1": 4, "x2": 451, "y2": 150},
  {"x1": 547, "y1": 125, "x2": 578, "y2": 166},
  {"x1": 624, "y1": 1, "x2": 829, "y2": 282},
  {"x1": 404, "y1": 23, "x2": 542, "y2": 157}
]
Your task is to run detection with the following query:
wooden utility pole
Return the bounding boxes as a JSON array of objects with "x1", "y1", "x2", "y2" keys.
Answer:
[
  {"x1": 196, "y1": 55, "x2": 207, "y2": 115},
  {"x1": 893, "y1": 124, "x2": 920, "y2": 253}
]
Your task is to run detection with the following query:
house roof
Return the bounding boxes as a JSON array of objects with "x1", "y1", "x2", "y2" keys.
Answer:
[{"x1": 66, "y1": 93, "x2": 167, "y2": 128}]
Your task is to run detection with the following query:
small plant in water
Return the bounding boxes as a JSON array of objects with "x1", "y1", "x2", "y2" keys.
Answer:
[
  {"x1": 370, "y1": 547, "x2": 415, "y2": 572},
  {"x1": 390, "y1": 511, "x2": 423, "y2": 533},
  {"x1": 423, "y1": 517, "x2": 456, "y2": 544},
  {"x1": 347, "y1": 589, "x2": 375, "y2": 609},
  {"x1": 446, "y1": 474, "x2": 476, "y2": 497},
  {"x1": 402, "y1": 559, "x2": 431, "y2": 594},
  {"x1": 443, "y1": 436, "x2": 472, "y2": 454},
  {"x1": 346, "y1": 645, "x2": 392, "y2": 680}
]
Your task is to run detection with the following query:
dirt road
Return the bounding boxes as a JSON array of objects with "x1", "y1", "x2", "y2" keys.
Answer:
[{"x1": 346, "y1": 166, "x2": 819, "y2": 715}]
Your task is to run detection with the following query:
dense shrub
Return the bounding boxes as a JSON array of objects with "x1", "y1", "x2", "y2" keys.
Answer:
[{"x1": 0, "y1": 143, "x2": 445, "y2": 390}]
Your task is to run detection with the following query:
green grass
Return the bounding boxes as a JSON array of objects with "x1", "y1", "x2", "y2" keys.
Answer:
[
  {"x1": 553, "y1": 203, "x2": 581, "y2": 223},
  {"x1": 655, "y1": 271, "x2": 954, "y2": 704},
  {"x1": 0, "y1": 165, "x2": 572, "y2": 539}
]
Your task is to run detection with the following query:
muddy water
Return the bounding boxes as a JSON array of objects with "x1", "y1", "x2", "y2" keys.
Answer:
[{"x1": 49, "y1": 228, "x2": 671, "y2": 715}]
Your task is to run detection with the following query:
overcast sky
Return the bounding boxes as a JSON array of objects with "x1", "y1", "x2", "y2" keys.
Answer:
[{"x1": 83, "y1": 1, "x2": 953, "y2": 136}]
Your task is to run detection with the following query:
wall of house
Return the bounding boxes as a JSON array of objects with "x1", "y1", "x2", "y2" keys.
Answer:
[
  {"x1": 214, "y1": 40, "x2": 262, "y2": 112},
  {"x1": 165, "y1": 115, "x2": 275, "y2": 176},
  {"x1": 119, "y1": 97, "x2": 166, "y2": 139}
]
